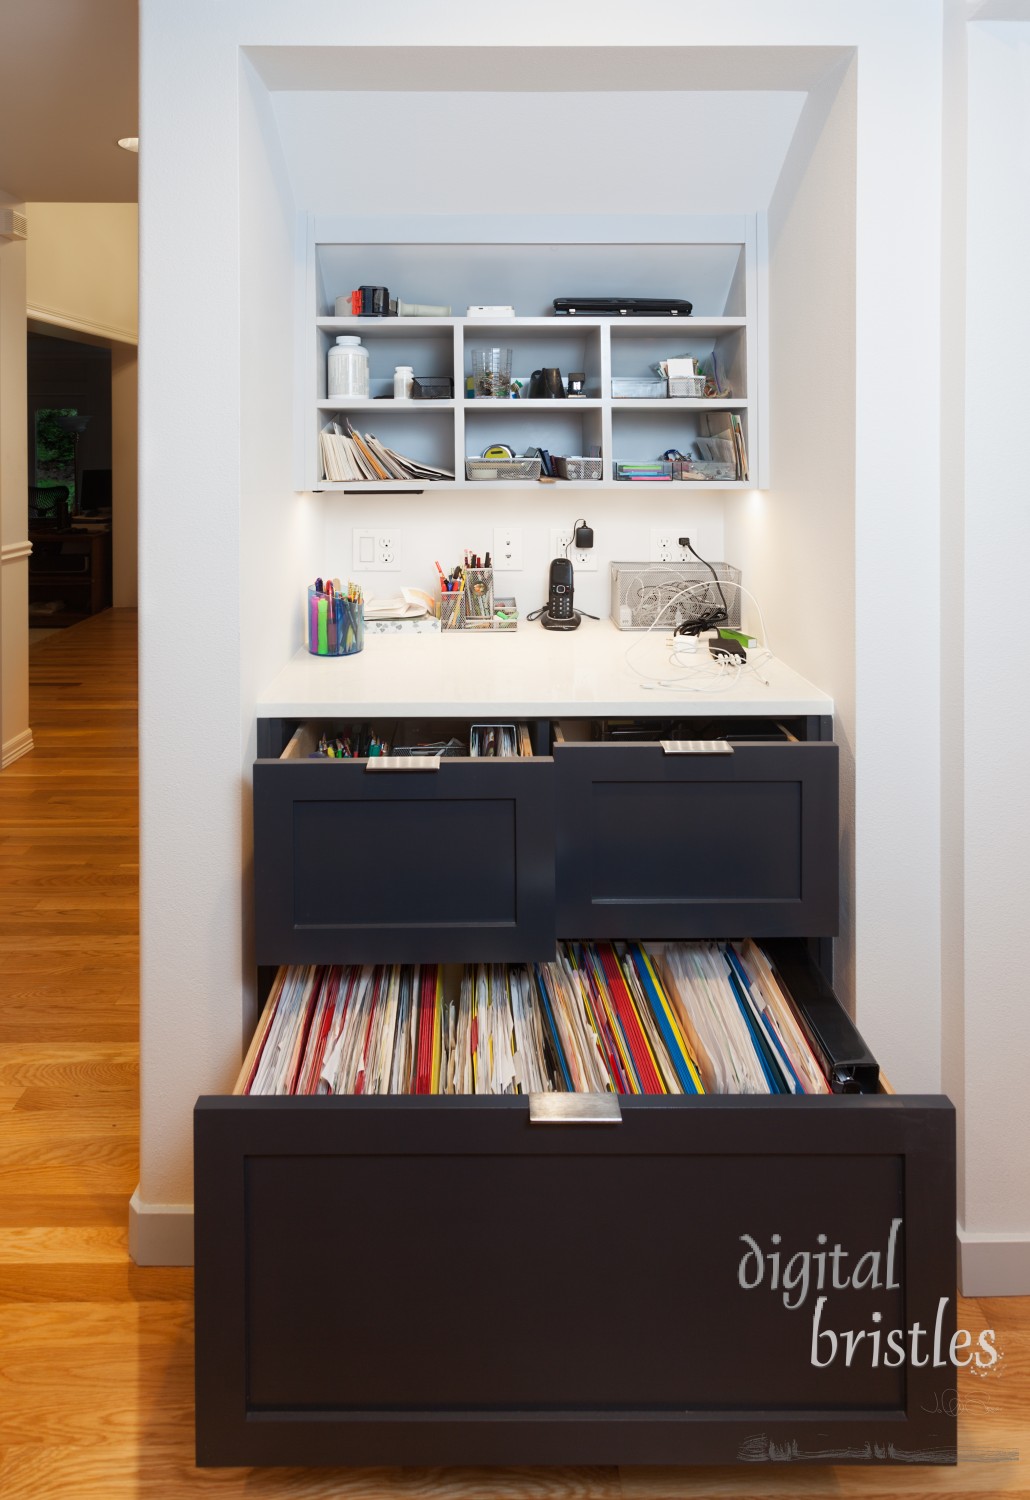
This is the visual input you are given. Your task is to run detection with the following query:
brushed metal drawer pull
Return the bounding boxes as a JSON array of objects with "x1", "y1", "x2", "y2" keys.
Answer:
[
  {"x1": 660, "y1": 739, "x2": 734, "y2": 756},
  {"x1": 529, "y1": 1094, "x2": 622, "y2": 1125},
  {"x1": 365, "y1": 755, "x2": 441, "y2": 772}
]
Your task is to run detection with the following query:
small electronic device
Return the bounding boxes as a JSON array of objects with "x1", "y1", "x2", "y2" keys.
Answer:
[
  {"x1": 708, "y1": 636, "x2": 746, "y2": 663},
  {"x1": 553, "y1": 296, "x2": 693, "y2": 317},
  {"x1": 542, "y1": 557, "x2": 581, "y2": 630}
]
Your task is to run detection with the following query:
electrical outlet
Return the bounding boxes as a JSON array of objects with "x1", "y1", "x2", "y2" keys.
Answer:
[
  {"x1": 492, "y1": 526, "x2": 523, "y2": 571},
  {"x1": 352, "y1": 528, "x2": 400, "y2": 571},
  {"x1": 550, "y1": 529, "x2": 598, "y2": 571},
  {"x1": 650, "y1": 530, "x2": 692, "y2": 563}
]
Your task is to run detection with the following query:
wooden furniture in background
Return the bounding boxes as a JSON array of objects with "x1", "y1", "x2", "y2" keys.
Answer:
[{"x1": 28, "y1": 526, "x2": 112, "y2": 625}]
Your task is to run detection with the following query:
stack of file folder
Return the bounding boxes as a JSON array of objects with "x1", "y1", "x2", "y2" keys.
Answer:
[{"x1": 243, "y1": 942, "x2": 836, "y2": 1098}]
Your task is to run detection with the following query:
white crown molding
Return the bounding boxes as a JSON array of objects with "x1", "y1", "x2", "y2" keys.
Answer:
[{"x1": 27, "y1": 303, "x2": 137, "y2": 348}]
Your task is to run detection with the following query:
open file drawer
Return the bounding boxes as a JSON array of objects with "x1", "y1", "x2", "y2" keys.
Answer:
[
  {"x1": 253, "y1": 721, "x2": 554, "y2": 964},
  {"x1": 552, "y1": 723, "x2": 838, "y2": 939},
  {"x1": 195, "y1": 1083, "x2": 957, "y2": 1468}
]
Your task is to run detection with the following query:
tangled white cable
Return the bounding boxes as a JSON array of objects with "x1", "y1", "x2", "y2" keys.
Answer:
[{"x1": 623, "y1": 580, "x2": 773, "y2": 693}]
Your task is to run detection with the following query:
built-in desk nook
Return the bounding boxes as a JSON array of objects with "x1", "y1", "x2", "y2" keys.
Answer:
[{"x1": 195, "y1": 626, "x2": 956, "y2": 1468}]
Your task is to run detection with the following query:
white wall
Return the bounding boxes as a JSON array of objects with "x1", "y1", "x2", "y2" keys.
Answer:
[
  {"x1": 133, "y1": 6, "x2": 247, "y2": 1263},
  {"x1": 940, "y1": 0, "x2": 970, "y2": 1258},
  {"x1": 272, "y1": 90, "x2": 805, "y2": 216},
  {"x1": 135, "y1": 0, "x2": 950, "y2": 1265},
  {"x1": 733, "y1": 59, "x2": 859, "y2": 1007},
  {"x1": 238, "y1": 57, "x2": 324, "y2": 1043},
  {"x1": 25, "y1": 202, "x2": 138, "y2": 346},
  {"x1": 852, "y1": 13, "x2": 944, "y2": 1096},
  {"x1": 0, "y1": 188, "x2": 31, "y2": 769},
  {"x1": 955, "y1": 18, "x2": 1030, "y2": 1294}
]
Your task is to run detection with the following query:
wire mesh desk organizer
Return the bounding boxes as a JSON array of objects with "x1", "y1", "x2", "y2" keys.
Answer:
[
  {"x1": 610, "y1": 561, "x2": 742, "y2": 632},
  {"x1": 463, "y1": 567, "x2": 494, "y2": 626}
]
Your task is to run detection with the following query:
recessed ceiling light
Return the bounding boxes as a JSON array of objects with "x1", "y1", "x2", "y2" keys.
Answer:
[{"x1": 117, "y1": 137, "x2": 139, "y2": 153}]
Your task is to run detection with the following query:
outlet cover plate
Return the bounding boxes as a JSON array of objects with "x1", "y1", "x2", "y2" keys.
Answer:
[
  {"x1": 353, "y1": 528, "x2": 400, "y2": 571},
  {"x1": 650, "y1": 530, "x2": 693, "y2": 563},
  {"x1": 550, "y1": 529, "x2": 597, "y2": 571},
  {"x1": 492, "y1": 526, "x2": 523, "y2": 571}
]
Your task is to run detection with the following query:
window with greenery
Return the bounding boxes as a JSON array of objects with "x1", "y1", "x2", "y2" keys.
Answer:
[{"x1": 34, "y1": 408, "x2": 78, "y2": 512}]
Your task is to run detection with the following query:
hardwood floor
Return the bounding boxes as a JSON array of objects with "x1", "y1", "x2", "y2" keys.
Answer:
[{"x1": 0, "y1": 608, "x2": 1027, "y2": 1497}]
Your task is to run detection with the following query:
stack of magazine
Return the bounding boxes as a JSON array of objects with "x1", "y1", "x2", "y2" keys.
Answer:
[
  {"x1": 320, "y1": 419, "x2": 454, "y2": 483},
  {"x1": 242, "y1": 941, "x2": 830, "y2": 1098},
  {"x1": 692, "y1": 412, "x2": 749, "y2": 481}
]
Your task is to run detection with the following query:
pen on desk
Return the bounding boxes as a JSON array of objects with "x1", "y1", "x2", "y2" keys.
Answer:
[
  {"x1": 316, "y1": 592, "x2": 329, "y2": 654},
  {"x1": 325, "y1": 579, "x2": 337, "y2": 653}
]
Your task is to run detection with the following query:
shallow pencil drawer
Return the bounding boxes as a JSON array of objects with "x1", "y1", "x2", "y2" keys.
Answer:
[
  {"x1": 253, "y1": 721, "x2": 555, "y2": 964},
  {"x1": 552, "y1": 725, "x2": 838, "y2": 940}
]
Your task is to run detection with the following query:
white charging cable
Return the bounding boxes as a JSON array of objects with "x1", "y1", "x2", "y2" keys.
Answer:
[{"x1": 623, "y1": 580, "x2": 773, "y2": 693}]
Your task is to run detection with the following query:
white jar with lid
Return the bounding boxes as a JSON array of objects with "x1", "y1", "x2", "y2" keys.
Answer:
[
  {"x1": 328, "y1": 335, "x2": 369, "y2": 399},
  {"x1": 393, "y1": 365, "x2": 414, "y2": 400}
]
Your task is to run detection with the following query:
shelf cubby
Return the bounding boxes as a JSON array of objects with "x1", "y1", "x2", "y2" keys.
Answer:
[
  {"x1": 318, "y1": 403, "x2": 455, "y2": 483},
  {"x1": 609, "y1": 319, "x2": 748, "y2": 399},
  {"x1": 463, "y1": 404, "x2": 603, "y2": 479},
  {"x1": 316, "y1": 317, "x2": 457, "y2": 401},
  {"x1": 461, "y1": 320, "x2": 604, "y2": 399},
  {"x1": 611, "y1": 405, "x2": 750, "y2": 483}
]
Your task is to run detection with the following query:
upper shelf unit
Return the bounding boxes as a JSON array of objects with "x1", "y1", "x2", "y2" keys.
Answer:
[{"x1": 301, "y1": 226, "x2": 763, "y2": 491}]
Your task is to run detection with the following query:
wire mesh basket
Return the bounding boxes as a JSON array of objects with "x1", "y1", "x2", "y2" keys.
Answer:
[
  {"x1": 553, "y1": 456, "x2": 603, "y2": 481},
  {"x1": 611, "y1": 377, "x2": 667, "y2": 398},
  {"x1": 465, "y1": 457, "x2": 541, "y2": 481},
  {"x1": 610, "y1": 560, "x2": 742, "y2": 631},
  {"x1": 668, "y1": 374, "x2": 706, "y2": 398},
  {"x1": 439, "y1": 591, "x2": 464, "y2": 630},
  {"x1": 463, "y1": 568, "x2": 494, "y2": 622}
]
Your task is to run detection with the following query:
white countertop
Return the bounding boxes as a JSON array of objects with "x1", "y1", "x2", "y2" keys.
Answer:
[{"x1": 256, "y1": 617, "x2": 833, "y2": 719}]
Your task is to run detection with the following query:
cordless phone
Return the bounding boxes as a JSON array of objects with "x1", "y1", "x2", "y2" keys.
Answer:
[{"x1": 542, "y1": 557, "x2": 581, "y2": 630}]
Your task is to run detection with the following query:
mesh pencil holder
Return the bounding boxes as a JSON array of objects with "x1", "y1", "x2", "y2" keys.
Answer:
[
  {"x1": 439, "y1": 591, "x2": 464, "y2": 631},
  {"x1": 463, "y1": 569, "x2": 494, "y2": 623}
]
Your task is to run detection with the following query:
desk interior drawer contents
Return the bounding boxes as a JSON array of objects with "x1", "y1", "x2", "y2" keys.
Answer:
[
  {"x1": 553, "y1": 722, "x2": 838, "y2": 939},
  {"x1": 238, "y1": 939, "x2": 876, "y2": 1098},
  {"x1": 254, "y1": 720, "x2": 553, "y2": 965}
]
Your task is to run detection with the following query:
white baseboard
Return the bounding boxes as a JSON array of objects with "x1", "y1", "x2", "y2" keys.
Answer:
[
  {"x1": 958, "y1": 1230, "x2": 1030, "y2": 1296},
  {"x1": 2, "y1": 728, "x2": 33, "y2": 768},
  {"x1": 128, "y1": 1186, "x2": 194, "y2": 1266}
]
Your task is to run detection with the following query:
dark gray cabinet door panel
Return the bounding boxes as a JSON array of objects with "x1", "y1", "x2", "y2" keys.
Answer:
[
  {"x1": 194, "y1": 1092, "x2": 955, "y2": 1468},
  {"x1": 555, "y1": 739, "x2": 838, "y2": 938},
  {"x1": 253, "y1": 756, "x2": 555, "y2": 963}
]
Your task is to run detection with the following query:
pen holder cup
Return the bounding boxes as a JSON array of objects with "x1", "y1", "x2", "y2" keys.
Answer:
[
  {"x1": 439, "y1": 591, "x2": 464, "y2": 631},
  {"x1": 463, "y1": 568, "x2": 494, "y2": 625},
  {"x1": 307, "y1": 588, "x2": 364, "y2": 656}
]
